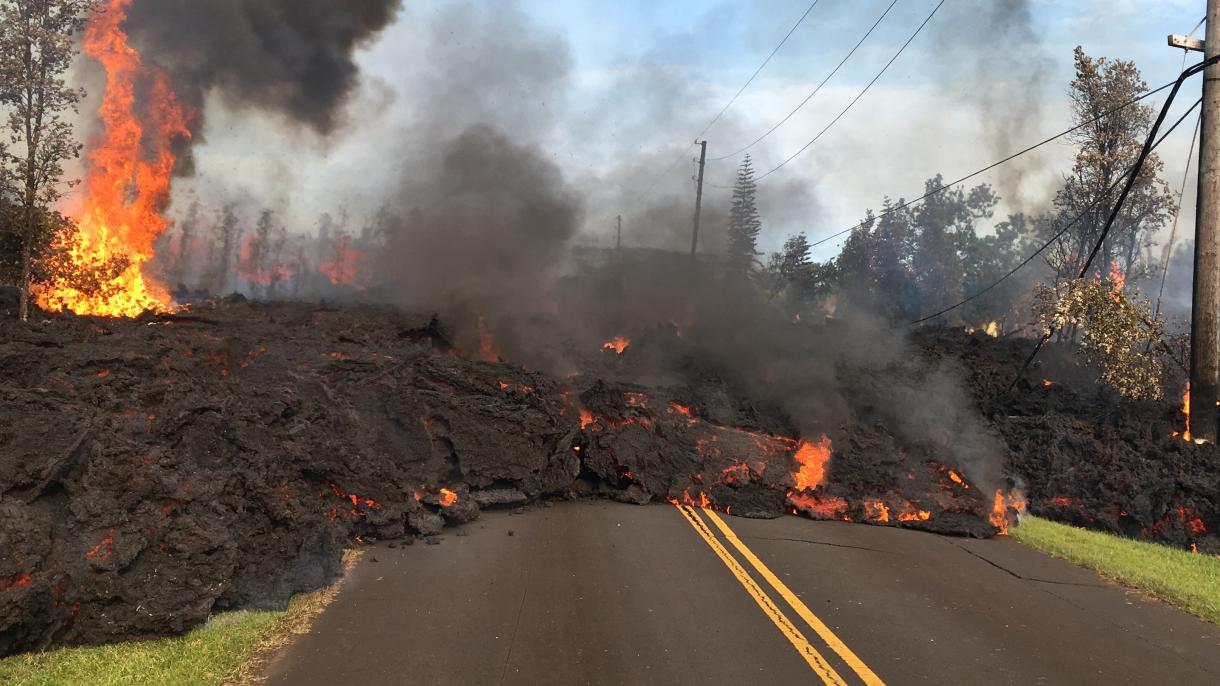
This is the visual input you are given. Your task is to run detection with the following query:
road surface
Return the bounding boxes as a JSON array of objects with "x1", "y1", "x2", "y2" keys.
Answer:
[{"x1": 261, "y1": 501, "x2": 1220, "y2": 685}]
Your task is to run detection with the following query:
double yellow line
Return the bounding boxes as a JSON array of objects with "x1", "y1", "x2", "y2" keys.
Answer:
[{"x1": 674, "y1": 504, "x2": 885, "y2": 686}]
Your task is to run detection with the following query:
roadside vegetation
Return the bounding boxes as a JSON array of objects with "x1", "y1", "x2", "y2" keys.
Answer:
[
  {"x1": 1012, "y1": 515, "x2": 1220, "y2": 625},
  {"x1": 0, "y1": 550, "x2": 360, "y2": 686}
]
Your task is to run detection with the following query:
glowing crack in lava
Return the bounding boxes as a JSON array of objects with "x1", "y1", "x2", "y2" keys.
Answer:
[{"x1": 38, "y1": 0, "x2": 193, "y2": 317}]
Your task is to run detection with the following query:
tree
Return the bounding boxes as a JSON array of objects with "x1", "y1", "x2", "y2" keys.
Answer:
[
  {"x1": 911, "y1": 175, "x2": 998, "y2": 321},
  {"x1": 726, "y1": 154, "x2": 762, "y2": 276},
  {"x1": 1042, "y1": 47, "x2": 1175, "y2": 283},
  {"x1": 0, "y1": 0, "x2": 95, "y2": 320},
  {"x1": 765, "y1": 232, "x2": 835, "y2": 313}
]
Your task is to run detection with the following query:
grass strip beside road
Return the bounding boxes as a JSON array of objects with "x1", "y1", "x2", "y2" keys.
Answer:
[
  {"x1": 0, "y1": 550, "x2": 362, "y2": 686},
  {"x1": 1012, "y1": 515, "x2": 1220, "y2": 625}
]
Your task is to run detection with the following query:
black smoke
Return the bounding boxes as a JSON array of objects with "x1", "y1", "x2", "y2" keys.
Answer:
[{"x1": 125, "y1": 0, "x2": 402, "y2": 135}]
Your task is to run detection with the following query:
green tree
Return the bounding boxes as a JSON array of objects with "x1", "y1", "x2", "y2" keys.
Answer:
[
  {"x1": 0, "y1": 0, "x2": 96, "y2": 320},
  {"x1": 726, "y1": 155, "x2": 762, "y2": 276},
  {"x1": 911, "y1": 175, "x2": 998, "y2": 320}
]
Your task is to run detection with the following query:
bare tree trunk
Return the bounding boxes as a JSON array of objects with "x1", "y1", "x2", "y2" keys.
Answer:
[{"x1": 18, "y1": 234, "x2": 31, "y2": 322}]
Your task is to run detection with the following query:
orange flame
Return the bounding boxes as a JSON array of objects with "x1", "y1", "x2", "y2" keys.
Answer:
[
  {"x1": 602, "y1": 336, "x2": 630, "y2": 354},
  {"x1": 791, "y1": 436, "x2": 832, "y2": 492},
  {"x1": 989, "y1": 489, "x2": 1027, "y2": 535},
  {"x1": 38, "y1": 0, "x2": 193, "y2": 317},
  {"x1": 319, "y1": 234, "x2": 368, "y2": 289},
  {"x1": 438, "y1": 488, "x2": 458, "y2": 507},
  {"x1": 864, "y1": 499, "x2": 891, "y2": 522},
  {"x1": 477, "y1": 317, "x2": 501, "y2": 362},
  {"x1": 1108, "y1": 260, "x2": 1126, "y2": 301},
  {"x1": 1181, "y1": 385, "x2": 1193, "y2": 442},
  {"x1": 1042, "y1": 379, "x2": 1053, "y2": 387}
]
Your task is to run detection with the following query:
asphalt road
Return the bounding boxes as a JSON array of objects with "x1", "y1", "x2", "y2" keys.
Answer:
[{"x1": 261, "y1": 501, "x2": 1220, "y2": 685}]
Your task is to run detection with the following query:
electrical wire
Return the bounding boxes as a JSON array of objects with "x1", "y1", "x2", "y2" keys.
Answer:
[
  {"x1": 805, "y1": 76, "x2": 1186, "y2": 250},
  {"x1": 633, "y1": 1, "x2": 823, "y2": 204},
  {"x1": 710, "y1": 0, "x2": 899, "y2": 162},
  {"x1": 910, "y1": 96, "x2": 1203, "y2": 326},
  {"x1": 1008, "y1": 56, "x2": 1219, "y2": 389},
  {"x1": 753, "y1": 0, "x2": 945, "y2": 182}
]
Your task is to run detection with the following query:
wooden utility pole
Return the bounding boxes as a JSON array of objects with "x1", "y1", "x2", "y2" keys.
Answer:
[
  {"x1": 1177, "y1": 3, "x2": 1220, "y2": 442},
  {"x1": 616, "y1": 215, "x2": 622, "y2": 251},
  {"x1": 690, "y1": 141, "x2": 708, "y2": 258}
]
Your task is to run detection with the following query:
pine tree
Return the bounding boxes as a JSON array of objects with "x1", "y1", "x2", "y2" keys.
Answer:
[{"x1": 726, "y1": 155, "x2": 762, "y2": 276}]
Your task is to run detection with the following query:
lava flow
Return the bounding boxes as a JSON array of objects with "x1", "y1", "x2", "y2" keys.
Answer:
[{"x1": 37, "y1": 0, "x2": 193, "y2": 317}]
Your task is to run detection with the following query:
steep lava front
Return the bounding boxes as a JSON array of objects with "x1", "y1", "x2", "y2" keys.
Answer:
[{"x1": 0, "y1": 301, "x2": 1004, "y2": 655}]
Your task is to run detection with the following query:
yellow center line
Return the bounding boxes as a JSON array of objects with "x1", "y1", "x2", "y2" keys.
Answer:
[
  {"x1": 673, "y1": 504, "x2": 849, "y2": 686},
  {"x1": 701, "y1": 507, "x2": 886, "y2": 686}
]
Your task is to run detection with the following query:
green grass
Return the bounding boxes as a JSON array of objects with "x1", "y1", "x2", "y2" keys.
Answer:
[
  {"x1": 0, "y1": 610, "x2": 282, "y2": 686},
  {"x1": 1012, "y1": 515, "x2": 1220, "y2": 625},
  {"x1": 0, "y1": 550, "x2": 359, "y2": 686}
]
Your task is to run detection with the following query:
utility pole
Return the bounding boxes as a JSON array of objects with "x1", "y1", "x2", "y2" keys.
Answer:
[
  {"x1": 690, "y1": 141, "x2": 707, "y2": 258},
  {"x1": 1176, "y1": 4, "x2": 1220, "y2": 442},
  {"x1": 616, "y1": 215, "x2": 622, "y2": 252}
]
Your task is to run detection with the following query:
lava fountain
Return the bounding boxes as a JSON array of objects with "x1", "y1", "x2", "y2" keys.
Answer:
[{"x1": 38, "y1": 0, "x2": 192, "y2": 317}]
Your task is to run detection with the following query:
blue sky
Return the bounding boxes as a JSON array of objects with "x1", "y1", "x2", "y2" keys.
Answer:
[{"x1": 184, "y1": 0, "x2": 1210, "y2": 260}]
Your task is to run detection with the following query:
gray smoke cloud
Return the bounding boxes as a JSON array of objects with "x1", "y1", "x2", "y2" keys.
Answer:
[
  {"x1": 125, "y1": 0, "x2": 402, "y2": 135},
  {"x1": 929, "y1": 0, "x2": 1051, "y2": 210}
]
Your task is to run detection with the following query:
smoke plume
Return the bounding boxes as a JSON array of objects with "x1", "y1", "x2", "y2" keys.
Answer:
[{"x1": 125, "y1": 0, "x2": 402, "y2": 136}]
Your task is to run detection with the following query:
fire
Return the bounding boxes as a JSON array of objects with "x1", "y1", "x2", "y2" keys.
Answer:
[
  {"x1": 791, "y1": 436, "x2": 832, "y2": 492},
  {"x1": 1181, "y1": 385, "x2": 1193, "y2": 442},
  {"x1": 1108, "y1": 260, "x2": 1126, "y2": 300},
  {"x1": 499, "y1": 381, "x2": 535, "y2": 393},
  {"x1": 1042, "y1": 379, "x2": 1053, "y2": 387},
  {"x1": 438, "y1": 488, "x2": 458, "y2": 507},
  {"x1": 989, "y1": 489, "x2": 1027, "y2": 535},
  {"x1": 947, "y1": 470, "x2": 967, "y2": 487},
  {"x1": 896, "y1": 503, "x2": 932, "y2": 522},
  {"x1": 864, "y1": 499, "x2": 891, "y2": 522},
  {"x1": 38, "y1": 0, "x2": 193, "y2": 317},
  {"x1": 602, "y1": 337, "x2": 630, "y2": 354},
  {"x1": 477, "y1": 317, "x2": 501, "y2": 362},
  {"x1": 319, "y1": 234, "x2": 368, "y2": 289},
  {"x1": 580, "y1": 408, "x2": 595, "y2": 429}
]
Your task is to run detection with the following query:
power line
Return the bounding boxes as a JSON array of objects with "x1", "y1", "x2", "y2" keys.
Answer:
[
  {"x1": 806, "y1": 76, "x2": 1186, "y2": 251},
  {"x1": 910, "y1": 96, "x2": 1203, "y2": 326},
  {"x1": 710, "y1": 0, "x2": 899, "y2": 162},
  {"x1": 633, "y1": 1, "x2": 823, "y2": 204},
  {"x1": 753, "y1": 0, "x2": 945, "y2": 183},
  {"x1": 1008, "y1": 56, "x2": 1217, "y2": 389},
  {"x1": 692, "y1": 0, "x2": 823, "y2": 143}
]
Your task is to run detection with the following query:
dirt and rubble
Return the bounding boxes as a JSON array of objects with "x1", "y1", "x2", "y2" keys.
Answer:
[{"x1": 0, "y1": 300, "x2": 1212, "y2": 655}]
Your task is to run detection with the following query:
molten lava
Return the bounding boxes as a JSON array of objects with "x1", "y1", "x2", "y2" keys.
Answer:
[
  {"x1": 38, "y1": 0, "x2": 193, "y2": 317},
  {"x1": 791, "y1": 436, "x2": 832, "y2": 492},
  {"x1": 438, "y1": 488, "x2": 458, "y2": 507}
]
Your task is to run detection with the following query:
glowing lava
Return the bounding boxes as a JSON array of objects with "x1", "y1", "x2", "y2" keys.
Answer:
[
  {"x1": 38, "y1": 0, "x2": 192, "y2": 317},
  {"x1": 438, "y1": 488, "x2": 458, "y2": 507},
  {"x1": 791, "y1": 436, "x2": 832, "y2": 492}
]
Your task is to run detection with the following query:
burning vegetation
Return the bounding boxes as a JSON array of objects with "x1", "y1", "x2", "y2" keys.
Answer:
[{"x1": 0, "y1": 0, "x2": 1216, "y2": 663}]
